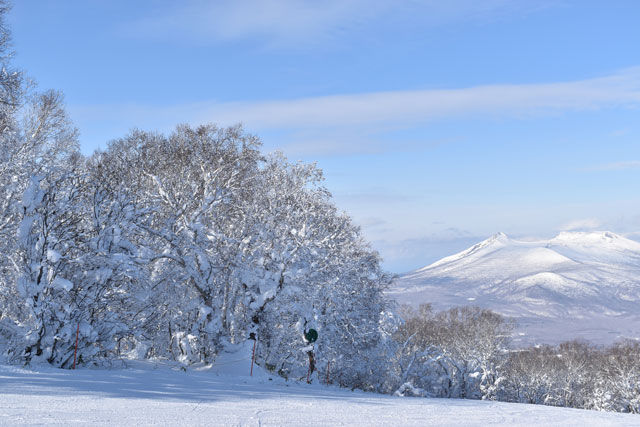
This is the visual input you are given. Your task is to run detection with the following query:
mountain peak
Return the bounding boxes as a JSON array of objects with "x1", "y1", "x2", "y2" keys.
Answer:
[
  {"x1": 419, "y1": 232, "x2": 508, "y2": 271},
  {"x1": 549, "y1": 231, "x2": 640, "y2": 250},
  {"x1": 391, "y1": 229, "x2": 640, "y2": 345}
]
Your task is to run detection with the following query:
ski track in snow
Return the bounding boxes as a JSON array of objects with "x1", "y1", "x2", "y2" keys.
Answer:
[{"x1": 0, "y1": 363, "x2": 637, "y2": 426}]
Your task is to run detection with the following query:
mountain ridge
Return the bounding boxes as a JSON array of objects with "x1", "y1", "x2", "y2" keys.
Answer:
[{"x1": 390, "y1": 231, "x2": 640, "y2": 345}]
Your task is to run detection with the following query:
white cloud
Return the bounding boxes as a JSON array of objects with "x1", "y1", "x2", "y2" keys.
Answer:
[
  {"x1": 589, "y1": 161, "x2": 640, "y2": 171},
  {"x1": 122, "y1": 0, "x2": 551, "y2": 47},
  {"x1": 124, "y1": 0, "x2": 388, "y2": 47},
  {"x1": 100, "y1": 68, "x2": 640, "y2": 128},
  {"x1": 195, "y1": 68, "x2": 640, "y2": 128},
  {"x1": 71, "y1": 67, "x2": 640, "y2": 155},
  {"x1": 559, "y1": 218, "x2": 602, "y2": 231}
]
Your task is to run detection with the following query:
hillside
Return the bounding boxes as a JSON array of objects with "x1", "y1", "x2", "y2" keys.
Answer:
[{"x1": 389, "y1": 231, "x2": 640, "y2": 345}]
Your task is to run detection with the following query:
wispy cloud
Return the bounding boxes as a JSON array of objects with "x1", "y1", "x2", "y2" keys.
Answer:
[
  {"x1": 270, "y1": 130, "x2": 458, "y2": 157},
  {"x1": 121, "y1": 0, "x2": 549, "y2": 48},
  {"x1": 124, "y1": 0, "x2": 383, "y2": 47},
  {"x1": 71, "y1": 67, "x2": 640, "y2": 155},
  {"x1": 559, "y1": 218, "x2": 602, "y2": 231},
  {"x1": 588, "y1": 161, "x2": 640, "y2": 171},
  {"x1": 198, "y1": 68, "x2": 640, "y2": 128},
  {"x1": 78, "y1": 68, "x2": 640, "y2": 128}
]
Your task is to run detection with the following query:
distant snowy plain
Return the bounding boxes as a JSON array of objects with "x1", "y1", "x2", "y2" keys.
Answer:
[{"x1": 1, "y1": 355, "x2": 638, "y2": 426}]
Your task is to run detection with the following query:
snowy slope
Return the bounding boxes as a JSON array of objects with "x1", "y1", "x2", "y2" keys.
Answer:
[
  {"x1": 389, "y1": 231, "x2": 640, "y2": 345},
  {"x1": 1, "y1": 362, "x2": 638, "y2": 426}
]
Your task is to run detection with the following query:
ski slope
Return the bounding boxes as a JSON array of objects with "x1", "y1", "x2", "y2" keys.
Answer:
[
  {"x1": 390, "y1": 231, "x2": 640, "y2": 345},
  {"x1": 0, "y1": 359, "x2": 637, "y2": 426}
]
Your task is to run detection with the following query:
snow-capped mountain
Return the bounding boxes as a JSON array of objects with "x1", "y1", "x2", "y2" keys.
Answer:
[{"x1": 389, "y1": 231, "x2": 640, "y2": 345}]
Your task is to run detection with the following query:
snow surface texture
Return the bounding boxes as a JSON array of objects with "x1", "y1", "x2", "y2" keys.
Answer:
[
  {"x1": 1, "y1": 357, "x2": 637, "y2": 426},
  {"x1": 389, "y1": 231, "x2": 640, "y2": 345}
]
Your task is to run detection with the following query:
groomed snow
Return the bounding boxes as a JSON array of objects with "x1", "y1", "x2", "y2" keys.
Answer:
[{"x1": 0, "y1": 360, "x2": 637, "y2": 426}]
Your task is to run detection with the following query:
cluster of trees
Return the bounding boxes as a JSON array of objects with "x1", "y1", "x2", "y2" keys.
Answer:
[
  {"x1": 2, "y1": 116, "x2": 393, "y2": 380},
  {"x1": 390, "y1": 304, "x2": 640, "y2": 414},
  {"x1": 389, "y1": 304, "x2": 513, "y2": 400},
  {"x1": 501, "y1": 340, "x2": 640, "y2": 413},
  {"x1": 0, "y1": 1, "x2": 391, "y2": 385}
]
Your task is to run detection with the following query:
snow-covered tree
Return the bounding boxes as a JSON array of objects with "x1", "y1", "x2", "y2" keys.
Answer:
[
  {"x1": 592, "y1": 341, "x2": 640, "y2": 413},
  {"x1": 89, "y1": 125, "x2": 265, "y2": 362},
  {"x1": 17, "y1": 170, "x2": 84, "y2": 366},
  {"x1": 0, "y1": 1, "x2": 79, "y2": 358},
  {"x1": 390, "y1": 305, "x2": 512, "y2": 399},
  {"x1": 245, "y1": 154, "x2": 391, "y2": 385}
]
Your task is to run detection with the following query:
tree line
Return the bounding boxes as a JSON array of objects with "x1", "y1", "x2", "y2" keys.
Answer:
[{"x1": 391, "y1": 304, "x2": 640, "y2": 413}]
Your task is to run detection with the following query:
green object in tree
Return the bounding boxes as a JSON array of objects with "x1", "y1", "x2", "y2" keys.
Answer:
[{"x1": 304, "y1": 328, "x2": 318, "y2": 343}]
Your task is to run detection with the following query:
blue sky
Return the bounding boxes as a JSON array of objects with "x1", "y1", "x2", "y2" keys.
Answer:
[{"x1": 8, "y1": 0, "x2": 640, "y2": 273}]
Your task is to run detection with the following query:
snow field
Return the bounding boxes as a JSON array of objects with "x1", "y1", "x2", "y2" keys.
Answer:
[{"x1": 0, "y1": 362, "x2": 638, "y2": 426}]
